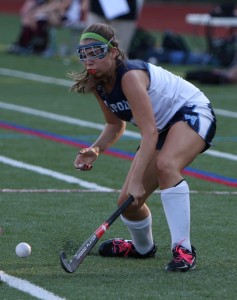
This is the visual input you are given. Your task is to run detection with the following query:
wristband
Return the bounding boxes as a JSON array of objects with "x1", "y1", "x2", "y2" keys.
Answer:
[
  {"x1": 92, "y1": 146, "x2": 100, "y2": 155},
  {"x1": 78, "y1": 147, "x2": 100, "y2": 156}
]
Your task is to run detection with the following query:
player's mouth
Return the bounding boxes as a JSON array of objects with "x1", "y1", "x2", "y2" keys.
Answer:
[{"x1": 88, "y1": 69, "x2": 97, "y2": 75}]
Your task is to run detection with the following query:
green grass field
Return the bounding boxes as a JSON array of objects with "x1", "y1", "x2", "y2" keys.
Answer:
[{"x1": 0, "y1": 13, "x2": 237, "y2": 300}]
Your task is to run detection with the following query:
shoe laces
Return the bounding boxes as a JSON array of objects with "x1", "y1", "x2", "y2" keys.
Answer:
[
  {"x1": 173, "y1": 242, "x2": 193, "y2": 264},
  {"x1": 112, "y1": 239, "x2": 134, "y2": 257}
]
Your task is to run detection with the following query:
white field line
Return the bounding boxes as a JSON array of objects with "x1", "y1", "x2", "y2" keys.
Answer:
[
  {"x1": 0, "y1": 188, "x2": 237, "y2": 195},
  {"x1": 0, "y1": 271, "x2": 66, "y2": 300},
  {"x1": 0, "y1": 67, "x2": 72, "y2": 87},
  {"x1": 1, "y1": 68, "x2": 237, "y2": 118},
  {"x1": 206, "y1": 149, "x2": 237, "y2": 161},
  {"x1": 0, "y1": 155, "x2": 113, "y2": 192},
  {"x1": 0, "y1": 101, "x2": 140, "y2": 139},
  {"x1": 1, "y1": 100, "x2": 237, "y2": 162},
  {"x1": 214, "y1": 108, "x2": 237, "y2": 118}
]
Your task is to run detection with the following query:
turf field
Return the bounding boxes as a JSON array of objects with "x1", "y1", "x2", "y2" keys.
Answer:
[{"x1": 0, "y1": 13, "x2": 237, "y2": 300}]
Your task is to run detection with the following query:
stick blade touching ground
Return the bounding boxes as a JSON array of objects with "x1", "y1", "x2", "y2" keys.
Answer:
[
  {"x1": 59, "y1": 251, "x2": 73, "y2": 273},
  {"x1": 59, "y1": 195, "x2": 134, "y2": 273}
]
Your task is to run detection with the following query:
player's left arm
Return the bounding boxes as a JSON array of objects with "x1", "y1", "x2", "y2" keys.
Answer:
[{"x1": 121, "y1": 70, "x2": 158, "y2": 198}]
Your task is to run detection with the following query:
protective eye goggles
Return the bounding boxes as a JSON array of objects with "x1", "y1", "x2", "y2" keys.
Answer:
[{"x1": 77, "y1": 42, "x2": 109, "y2": 62}]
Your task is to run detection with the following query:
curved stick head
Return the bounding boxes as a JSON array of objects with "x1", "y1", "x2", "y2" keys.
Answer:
[{"x1": 59, "y1": 251, "x2": 73, "y2": 273}]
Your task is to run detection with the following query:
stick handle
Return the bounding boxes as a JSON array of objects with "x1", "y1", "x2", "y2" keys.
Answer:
[{"x1": 106, "y1": 195, "x2": 134, "y2": 226}]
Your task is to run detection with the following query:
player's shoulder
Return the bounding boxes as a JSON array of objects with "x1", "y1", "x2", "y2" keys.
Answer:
[
  {"x1": 117, "y1": 59, "x2": 148, "y2": 73},
  {"x1": 116, "y1": 59, "x2": 149, "y2": 84}
]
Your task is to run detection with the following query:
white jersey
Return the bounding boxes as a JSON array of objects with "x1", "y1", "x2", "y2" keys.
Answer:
[
  {"x1": 147, "y1": 63, "x2": 210, "y2": 129},
  {"x1": 96, "y1": 59, "x2": 211, "y2": 131}
]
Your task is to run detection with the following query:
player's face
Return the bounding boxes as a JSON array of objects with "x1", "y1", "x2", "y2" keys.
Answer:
[{"x1": 78, "y1": 39, "x2": 117, "y2": 77}]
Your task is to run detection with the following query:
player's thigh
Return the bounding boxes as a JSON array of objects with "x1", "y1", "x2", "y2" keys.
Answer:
[{"x1": 158, "y1": 121, "x2": 206, "y2": 170}]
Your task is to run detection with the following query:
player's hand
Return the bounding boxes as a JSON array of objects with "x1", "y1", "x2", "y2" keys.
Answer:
[
  {"x1": 74, "y1": 147, "x2": 99, "y2": 171},
  {"x1": 128, "y1": 183, "x2": 146, "y2": 206}
]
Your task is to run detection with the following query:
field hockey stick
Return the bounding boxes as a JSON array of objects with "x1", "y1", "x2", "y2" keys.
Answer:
[{"x1": 59, "y1": 195, "x2": 134, "y2": 273}]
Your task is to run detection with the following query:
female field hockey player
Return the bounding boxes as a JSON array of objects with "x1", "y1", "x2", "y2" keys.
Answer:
[{"x1": 70, "y1": 23, "x2": 216, "y2": 272}]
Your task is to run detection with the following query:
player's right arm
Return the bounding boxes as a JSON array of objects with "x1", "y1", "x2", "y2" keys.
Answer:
[
  {"x1": 74, "y1": 91, "x2": 126, "y2": 171},
  {"x1": 91, "y1": 91, "x2": 126, "y2": 152}
]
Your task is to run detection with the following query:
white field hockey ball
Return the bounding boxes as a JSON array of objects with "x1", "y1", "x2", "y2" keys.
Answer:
[{"x1": 15, "y1": 242, "x2": 31, "y2": 258}]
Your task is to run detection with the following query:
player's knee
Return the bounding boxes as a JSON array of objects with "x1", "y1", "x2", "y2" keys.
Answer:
[{"x1": 156, "y1": 155, "x2": 175, "y2": 179}]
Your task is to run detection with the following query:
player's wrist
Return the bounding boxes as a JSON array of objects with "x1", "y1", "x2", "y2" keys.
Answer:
[
  {"x1": 78, "y1": 147, "x2": 100, "y2": 156},
  {"x1": 90, "y1": 146, "x2": 100, "y2": 156}
]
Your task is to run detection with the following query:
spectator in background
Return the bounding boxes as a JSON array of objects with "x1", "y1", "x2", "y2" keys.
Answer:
[
  {"x1": 210, "y1": 2, "x2": 236, "y2": 17},
  {"x1": 185, "y1": 64, "x2": 237, "y2": 85},
  {"x1": 86, "y1": 0, "x2": 145, "y2": 55},
  {"x1": 143, "y1": 30, "x2": 215, "y2": 66},
  {"x1": 7, "y1": 0, "x2": 86, "y2": 55},
  {"x1": 185, "y1": 2, "x2": 237, "y2": 85},
  {"x1": 7, "y1": 0, "x2": 51, "y2": 54}
]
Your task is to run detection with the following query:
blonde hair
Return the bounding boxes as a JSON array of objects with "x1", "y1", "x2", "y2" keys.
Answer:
[{"x1": 69, "y1": 23, "x2": 126, "y2": 94}]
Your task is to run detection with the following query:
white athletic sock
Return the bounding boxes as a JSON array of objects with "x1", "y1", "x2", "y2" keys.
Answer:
[
  {"x1": 120, "y1": 214, "x2": 154, "y2": 255},
  {"x1": 160, "y1": 180, "x2": 192, "y2": 251}
]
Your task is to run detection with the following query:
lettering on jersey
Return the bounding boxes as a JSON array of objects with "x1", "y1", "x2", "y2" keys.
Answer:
[
  {"x1": 104, "y1": 100, "x2": 130, "y2": 113},
  {"x1": 184, "y1": 114, "x2": 198, "y2": 126}
]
